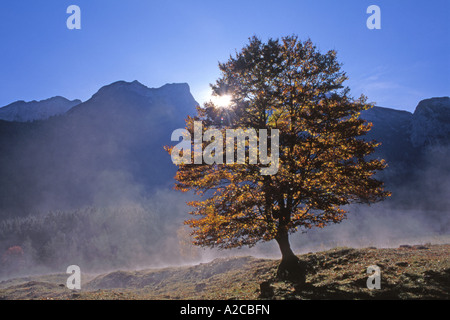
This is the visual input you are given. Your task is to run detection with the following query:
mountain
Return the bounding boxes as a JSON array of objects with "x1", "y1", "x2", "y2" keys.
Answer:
[
  {"x1": 360, "y1": 97, "x2": 450, "y2": 165},
  {"x1": 411, "y1": 97, "x2": 450, "y2": 147},
  {"x1": 0, "y1": 81, "x2": 198, "y2": 218},
  {"x1": 359, "y1": 97, "x2": 450, "y2": 212},
  {"x1": 0, "y1": 82, "x2": 448, "y2": 219},
  {"x1": 361, "y1": 106, "x2": 415, "y2": 166},
  {"x1": 0, "y1": 96, "x2": 81, "y2": 122}
]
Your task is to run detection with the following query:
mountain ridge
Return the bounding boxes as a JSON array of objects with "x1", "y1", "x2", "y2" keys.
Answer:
[
  {"x1": 0, "y1": 81, "x2": 198, "y2": 123},
  {"x1": 0, "y1": 96, "x2": 82, "y2": 122}
]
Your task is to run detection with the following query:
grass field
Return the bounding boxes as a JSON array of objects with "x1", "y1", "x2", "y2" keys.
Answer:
[{"x1": 0, "y1": 242, "x2": 448, "y2": 300}]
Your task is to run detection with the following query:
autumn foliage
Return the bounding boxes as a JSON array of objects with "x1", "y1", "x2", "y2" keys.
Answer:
[{"x1": 167, "y1": 36, "x2": 390, "y2": 282}]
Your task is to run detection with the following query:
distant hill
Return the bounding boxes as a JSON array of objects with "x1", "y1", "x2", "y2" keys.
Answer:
[{"x1": 0, "y1": 96, "x2": 81, "y2": 122}]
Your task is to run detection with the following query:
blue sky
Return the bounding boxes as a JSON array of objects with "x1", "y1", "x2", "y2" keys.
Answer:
[{"x1": 0, "y1": 0, "x2": 448, "y2": 112}]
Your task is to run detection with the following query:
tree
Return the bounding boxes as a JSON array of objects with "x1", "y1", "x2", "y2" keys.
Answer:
[{"x1": 167, "y1": 35, "x2": 390, "y2": 284}]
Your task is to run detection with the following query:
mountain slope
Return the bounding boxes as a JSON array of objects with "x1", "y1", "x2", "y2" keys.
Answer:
[
  {"x1": 361, "y1": 106, "x2": 415, "y2": 165},
  {"x1": 411, "y1": 97, "x2": 450, "y2": 147},
  {"x1": 361, "y1": 97, "x2": 450, "y2": 157},
  {"x1": 359, "y1": 97, "x2": 450, "y2": 210}
]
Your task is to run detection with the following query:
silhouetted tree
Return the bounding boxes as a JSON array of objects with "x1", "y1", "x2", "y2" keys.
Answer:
[{"x1": 167, "y1": 35, "x2": 390, "y2": 283}]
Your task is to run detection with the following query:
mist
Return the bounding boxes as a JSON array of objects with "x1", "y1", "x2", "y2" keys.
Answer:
[{"x1": 1, "y1": 148, "x2": 449, "y2": 281}]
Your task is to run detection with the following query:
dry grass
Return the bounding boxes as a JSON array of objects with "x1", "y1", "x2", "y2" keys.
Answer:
[{"x1": 0, "y1": 243, "x2": 448, "y2": 300}]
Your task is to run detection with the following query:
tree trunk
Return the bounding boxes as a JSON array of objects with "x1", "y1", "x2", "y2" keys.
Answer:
[{"x1": 275, "y1": 231, "x2": 306, "y2": 285}]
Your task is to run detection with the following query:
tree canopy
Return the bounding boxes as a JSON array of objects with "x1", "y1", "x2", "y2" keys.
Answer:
[{"x1": 167, "y1": 35, "x2": 390, "y2": 281}]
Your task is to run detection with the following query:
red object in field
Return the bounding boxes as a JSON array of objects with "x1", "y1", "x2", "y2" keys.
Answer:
[{"x1": 2, "y1": 246, "x2": 24, "y2": 265}]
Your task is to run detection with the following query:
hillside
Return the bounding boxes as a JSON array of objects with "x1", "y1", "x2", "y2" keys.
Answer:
[{"x1": 1, "y1": 243, "x2": 448, "y2": 300}]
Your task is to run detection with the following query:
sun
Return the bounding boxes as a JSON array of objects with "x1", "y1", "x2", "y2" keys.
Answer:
[{"x1": 210, "y1": 94, "x2": 232, "y2": 108}]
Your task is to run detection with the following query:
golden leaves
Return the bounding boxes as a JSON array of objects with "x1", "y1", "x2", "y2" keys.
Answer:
[{"x1": 166, "y1": 35, "x2": 390, "y2": 251}]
